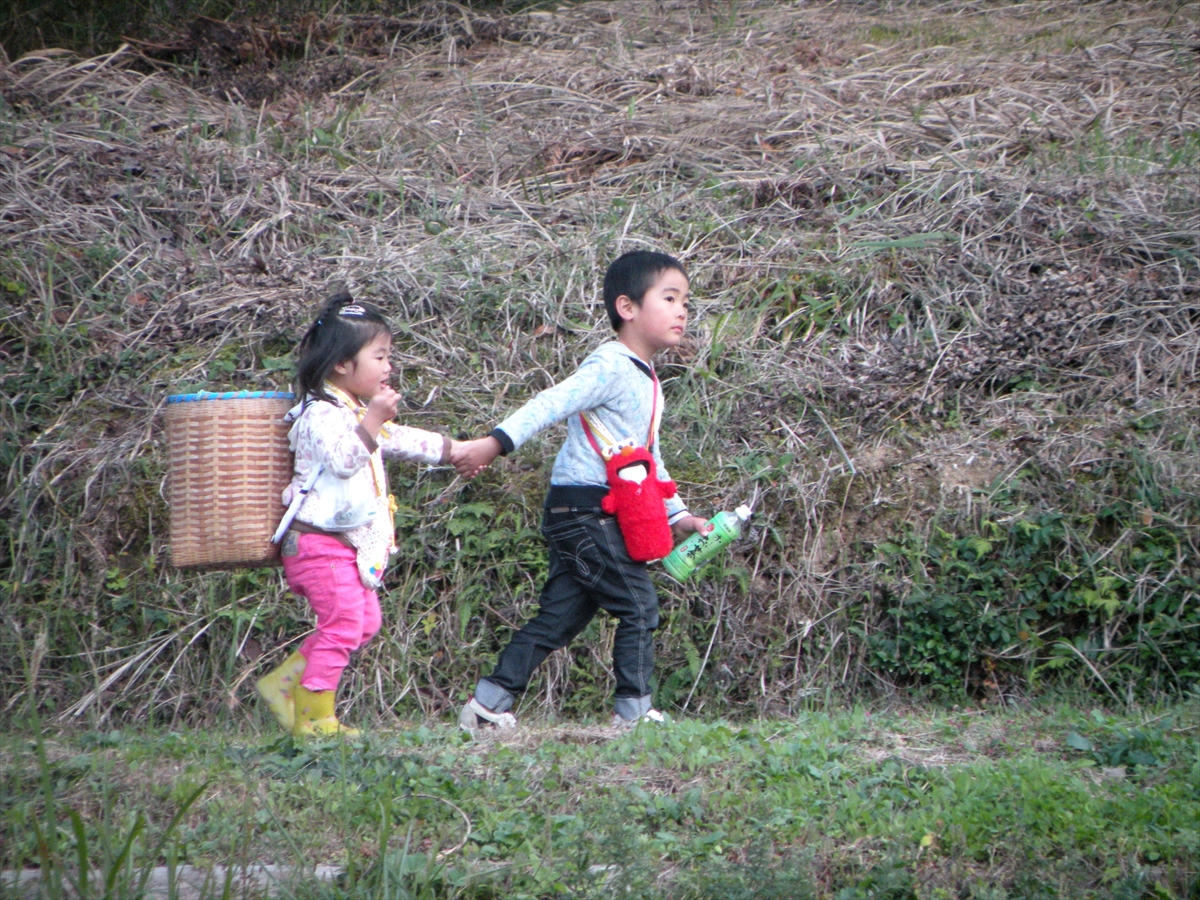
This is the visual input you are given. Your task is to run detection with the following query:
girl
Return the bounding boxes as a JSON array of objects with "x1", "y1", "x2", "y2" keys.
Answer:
[{"x1": 256, "y1": 293, "x2": 456, "y2": 737}]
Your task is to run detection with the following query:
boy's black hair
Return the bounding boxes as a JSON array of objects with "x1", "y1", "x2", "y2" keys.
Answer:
[
  {"x1": 296, "y1": 292, "x2": 391, "y2": 406},
  {"x1": 602, "y1": 250, "x2": 687, "y2": 332}
]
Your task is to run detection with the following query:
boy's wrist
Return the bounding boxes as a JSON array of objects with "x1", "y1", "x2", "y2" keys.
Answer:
[
  {"x1": 488, "y1": 429, "x2": 514, "y2": 456},
  {"x1": 482, "y1": 435, "x2": 504, "y2": 461}
]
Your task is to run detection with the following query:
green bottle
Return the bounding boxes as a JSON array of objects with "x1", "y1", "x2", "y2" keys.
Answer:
[{"x1": 662, "y1": 504, "x2": 752, "y2": 581}]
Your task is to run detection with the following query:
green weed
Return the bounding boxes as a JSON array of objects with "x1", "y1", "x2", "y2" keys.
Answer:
[
  {"x1": 4, "y1": 719, "x2": 207, "y2": 899},
  {"x1": 4, "y1": 705, "x2": 1198, "y2": 898},
  {"x1": 867, "y1": 448, "x2": 1200, "y2": 701}
]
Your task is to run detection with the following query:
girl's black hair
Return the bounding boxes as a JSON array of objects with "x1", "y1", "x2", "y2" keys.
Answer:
[{"x1": 296, "y1": 292, "x2": 392, "y2": 406}]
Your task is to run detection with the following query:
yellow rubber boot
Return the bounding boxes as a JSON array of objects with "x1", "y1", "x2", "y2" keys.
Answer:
[
  {"x1": 255, "y1": 651, "x2": 306, "y2": 732},
  {"x1": 292, "y1": 685, "x2": 361, "y2": 738}
]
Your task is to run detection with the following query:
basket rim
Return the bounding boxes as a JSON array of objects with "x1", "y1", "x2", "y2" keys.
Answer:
[{"x1": 167, "y1": 390, "x2": 295, "y2": 403}]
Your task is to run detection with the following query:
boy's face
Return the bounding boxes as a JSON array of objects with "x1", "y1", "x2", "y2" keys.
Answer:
[{"x1": 618, "y1": 267, "x2": 689, "y2": 359}]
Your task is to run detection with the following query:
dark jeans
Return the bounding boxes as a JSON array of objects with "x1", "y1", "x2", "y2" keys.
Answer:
[{"x1": 477, "y1": 507, "x2": 659, "y2": 712}]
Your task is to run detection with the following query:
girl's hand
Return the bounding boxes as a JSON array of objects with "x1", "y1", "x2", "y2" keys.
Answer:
[
  {"x1": 452, "y1": 436, "x2": 503, "y2": 479},
  {"x1": 360, "y1": 386, "x2": 400, "y2": 438},
  {"x1": 672, "y1": 515, "x2": 713, "y2": 542}
]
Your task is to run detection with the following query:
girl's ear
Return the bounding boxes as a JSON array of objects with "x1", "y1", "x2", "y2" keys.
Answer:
[
  {"x1": 332, "y1": 358, "x2": 351, "y2": 376},
  {"x1": 614, "y1": 293, "x2": 638, "y2": 323}
]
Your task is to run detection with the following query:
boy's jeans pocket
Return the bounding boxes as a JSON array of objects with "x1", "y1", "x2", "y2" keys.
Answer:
[{"x1": 543, "y1": 516, "x2": 606, "y2": 588}]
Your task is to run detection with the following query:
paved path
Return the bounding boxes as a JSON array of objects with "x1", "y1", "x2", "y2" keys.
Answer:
[{"x1": 3, "y1": 864, "x2": 340, "y2": 899}]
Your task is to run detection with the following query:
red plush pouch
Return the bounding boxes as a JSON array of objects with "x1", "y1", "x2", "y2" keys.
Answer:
[
  {"x1": 597, "y1": 445, "x2": 676, "y2": 562},
  {"x1": 580, "y1": 371, "x2": 675, "y2": 563}
]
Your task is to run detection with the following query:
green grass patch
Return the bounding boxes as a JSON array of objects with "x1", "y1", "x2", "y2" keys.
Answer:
[
  {"x1": 3, "y1": 703, "x2": 1197, "y2": 898},
  {"x1": 1030, "y1": 127, "x2": 1200, "y2": 180},
  {"x1": 866, "y1": 22, "x2": 967, "y2": 49}
]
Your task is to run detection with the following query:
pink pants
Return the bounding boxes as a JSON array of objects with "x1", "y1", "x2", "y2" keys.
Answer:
[{"x1": 281, "y1": 533, "x2": 381, "y2": 692}]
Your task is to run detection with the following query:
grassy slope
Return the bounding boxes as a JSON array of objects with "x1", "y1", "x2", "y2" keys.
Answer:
[
  {"x1": 0, "y1": 0, "x2": 1198, "y2": 813},
  {"x1": 3, "y1": 702, "x2": 1198, "y2": 898},
  {"x1": 2, "y1": 7, "x2": 1200, "y2": 897}
]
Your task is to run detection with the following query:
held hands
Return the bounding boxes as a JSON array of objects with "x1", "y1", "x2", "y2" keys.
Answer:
[
  {"x1": 672, "y1": 514, "x2": 714, "y2": 542},
  {"x1": 452, "y1": 436, "x2": 503, "y2": 479}
]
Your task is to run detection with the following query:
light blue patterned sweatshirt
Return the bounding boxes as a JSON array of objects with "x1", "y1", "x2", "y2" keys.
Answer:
[{"x1": 491, "y1": 341, "x2": 690, "y2": 523}]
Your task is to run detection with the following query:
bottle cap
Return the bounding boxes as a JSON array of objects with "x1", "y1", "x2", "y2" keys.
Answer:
[{"x1": 734, "y1": 504, "x2": 752, "y2": 521}]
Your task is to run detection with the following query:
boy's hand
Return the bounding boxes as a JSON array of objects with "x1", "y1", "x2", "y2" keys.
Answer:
[
  {"x1": 452, "y1": 436, "x2": 503, "y2": 479},
  {"x1": 360, "y1": 386, "x2": 401, "y2": 438},
  {"x1": 672, "y1": 515, "x2": 714, "y2": 542}
]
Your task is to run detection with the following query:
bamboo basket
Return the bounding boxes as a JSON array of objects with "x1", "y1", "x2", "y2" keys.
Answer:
[{"x1": 166, "y1": 391, "x2": 295, "y2": 569}]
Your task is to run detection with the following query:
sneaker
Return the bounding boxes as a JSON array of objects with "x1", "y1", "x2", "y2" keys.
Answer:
[
  {"x1": 612, "y1": 708, "x2": 666, "y2": 727},
  {"x1": 459, "y1": 696, "x2": 517, "y2": 731}
]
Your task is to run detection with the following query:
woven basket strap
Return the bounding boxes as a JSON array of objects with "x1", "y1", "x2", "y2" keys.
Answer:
[{"x1": 272, "y1": 464, "x2": 321, "y2": 544}]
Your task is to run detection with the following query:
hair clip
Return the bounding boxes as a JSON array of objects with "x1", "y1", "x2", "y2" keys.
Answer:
[{"x1": 339, "y1": 304, "x2": 367, "y2": 317}]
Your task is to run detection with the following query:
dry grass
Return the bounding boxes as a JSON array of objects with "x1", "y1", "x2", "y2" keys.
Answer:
[{"x1": 1, "y1": 0, "x2": 1198, "y2": 724}]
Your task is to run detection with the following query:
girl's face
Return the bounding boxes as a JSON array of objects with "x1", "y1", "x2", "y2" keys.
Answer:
[{"x1": 330, "y1": 331, "x2": 393, "y2": 400}]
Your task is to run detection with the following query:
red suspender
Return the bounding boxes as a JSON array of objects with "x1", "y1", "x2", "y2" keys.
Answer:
[
  {"x1": 579, "y1": 368, "x2": 659, "y2": 457},
  {"x1": 579, "y1": 413, "x2": 606, "y2": 457}
]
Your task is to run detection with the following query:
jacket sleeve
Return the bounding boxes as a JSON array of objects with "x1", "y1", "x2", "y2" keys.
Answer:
[
  {"x1": 377, "y1": 425, "x2": 450, "y2": 465},
  {"x1": 492, "y1": 353, "x2": 620, "y2": 452}
]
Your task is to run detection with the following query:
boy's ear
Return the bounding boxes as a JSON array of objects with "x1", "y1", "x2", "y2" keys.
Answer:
[{"x1": 614, "y1": 293, "x2": 638, "y2": 324}]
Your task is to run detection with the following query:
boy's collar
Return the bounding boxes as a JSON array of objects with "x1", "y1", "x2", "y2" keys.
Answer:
[{"x1": 607, "y1": 341, "x2": 654, "y2": 378}]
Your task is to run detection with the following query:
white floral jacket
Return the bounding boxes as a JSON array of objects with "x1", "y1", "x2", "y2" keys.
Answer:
[{"x1": 282, "y1": 392, "x2": 449, "y2": 587}]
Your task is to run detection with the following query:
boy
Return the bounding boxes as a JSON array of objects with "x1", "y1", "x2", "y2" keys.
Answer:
[{"x1": 452, "y1": 250, "x2": 711, "y2": 728}]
